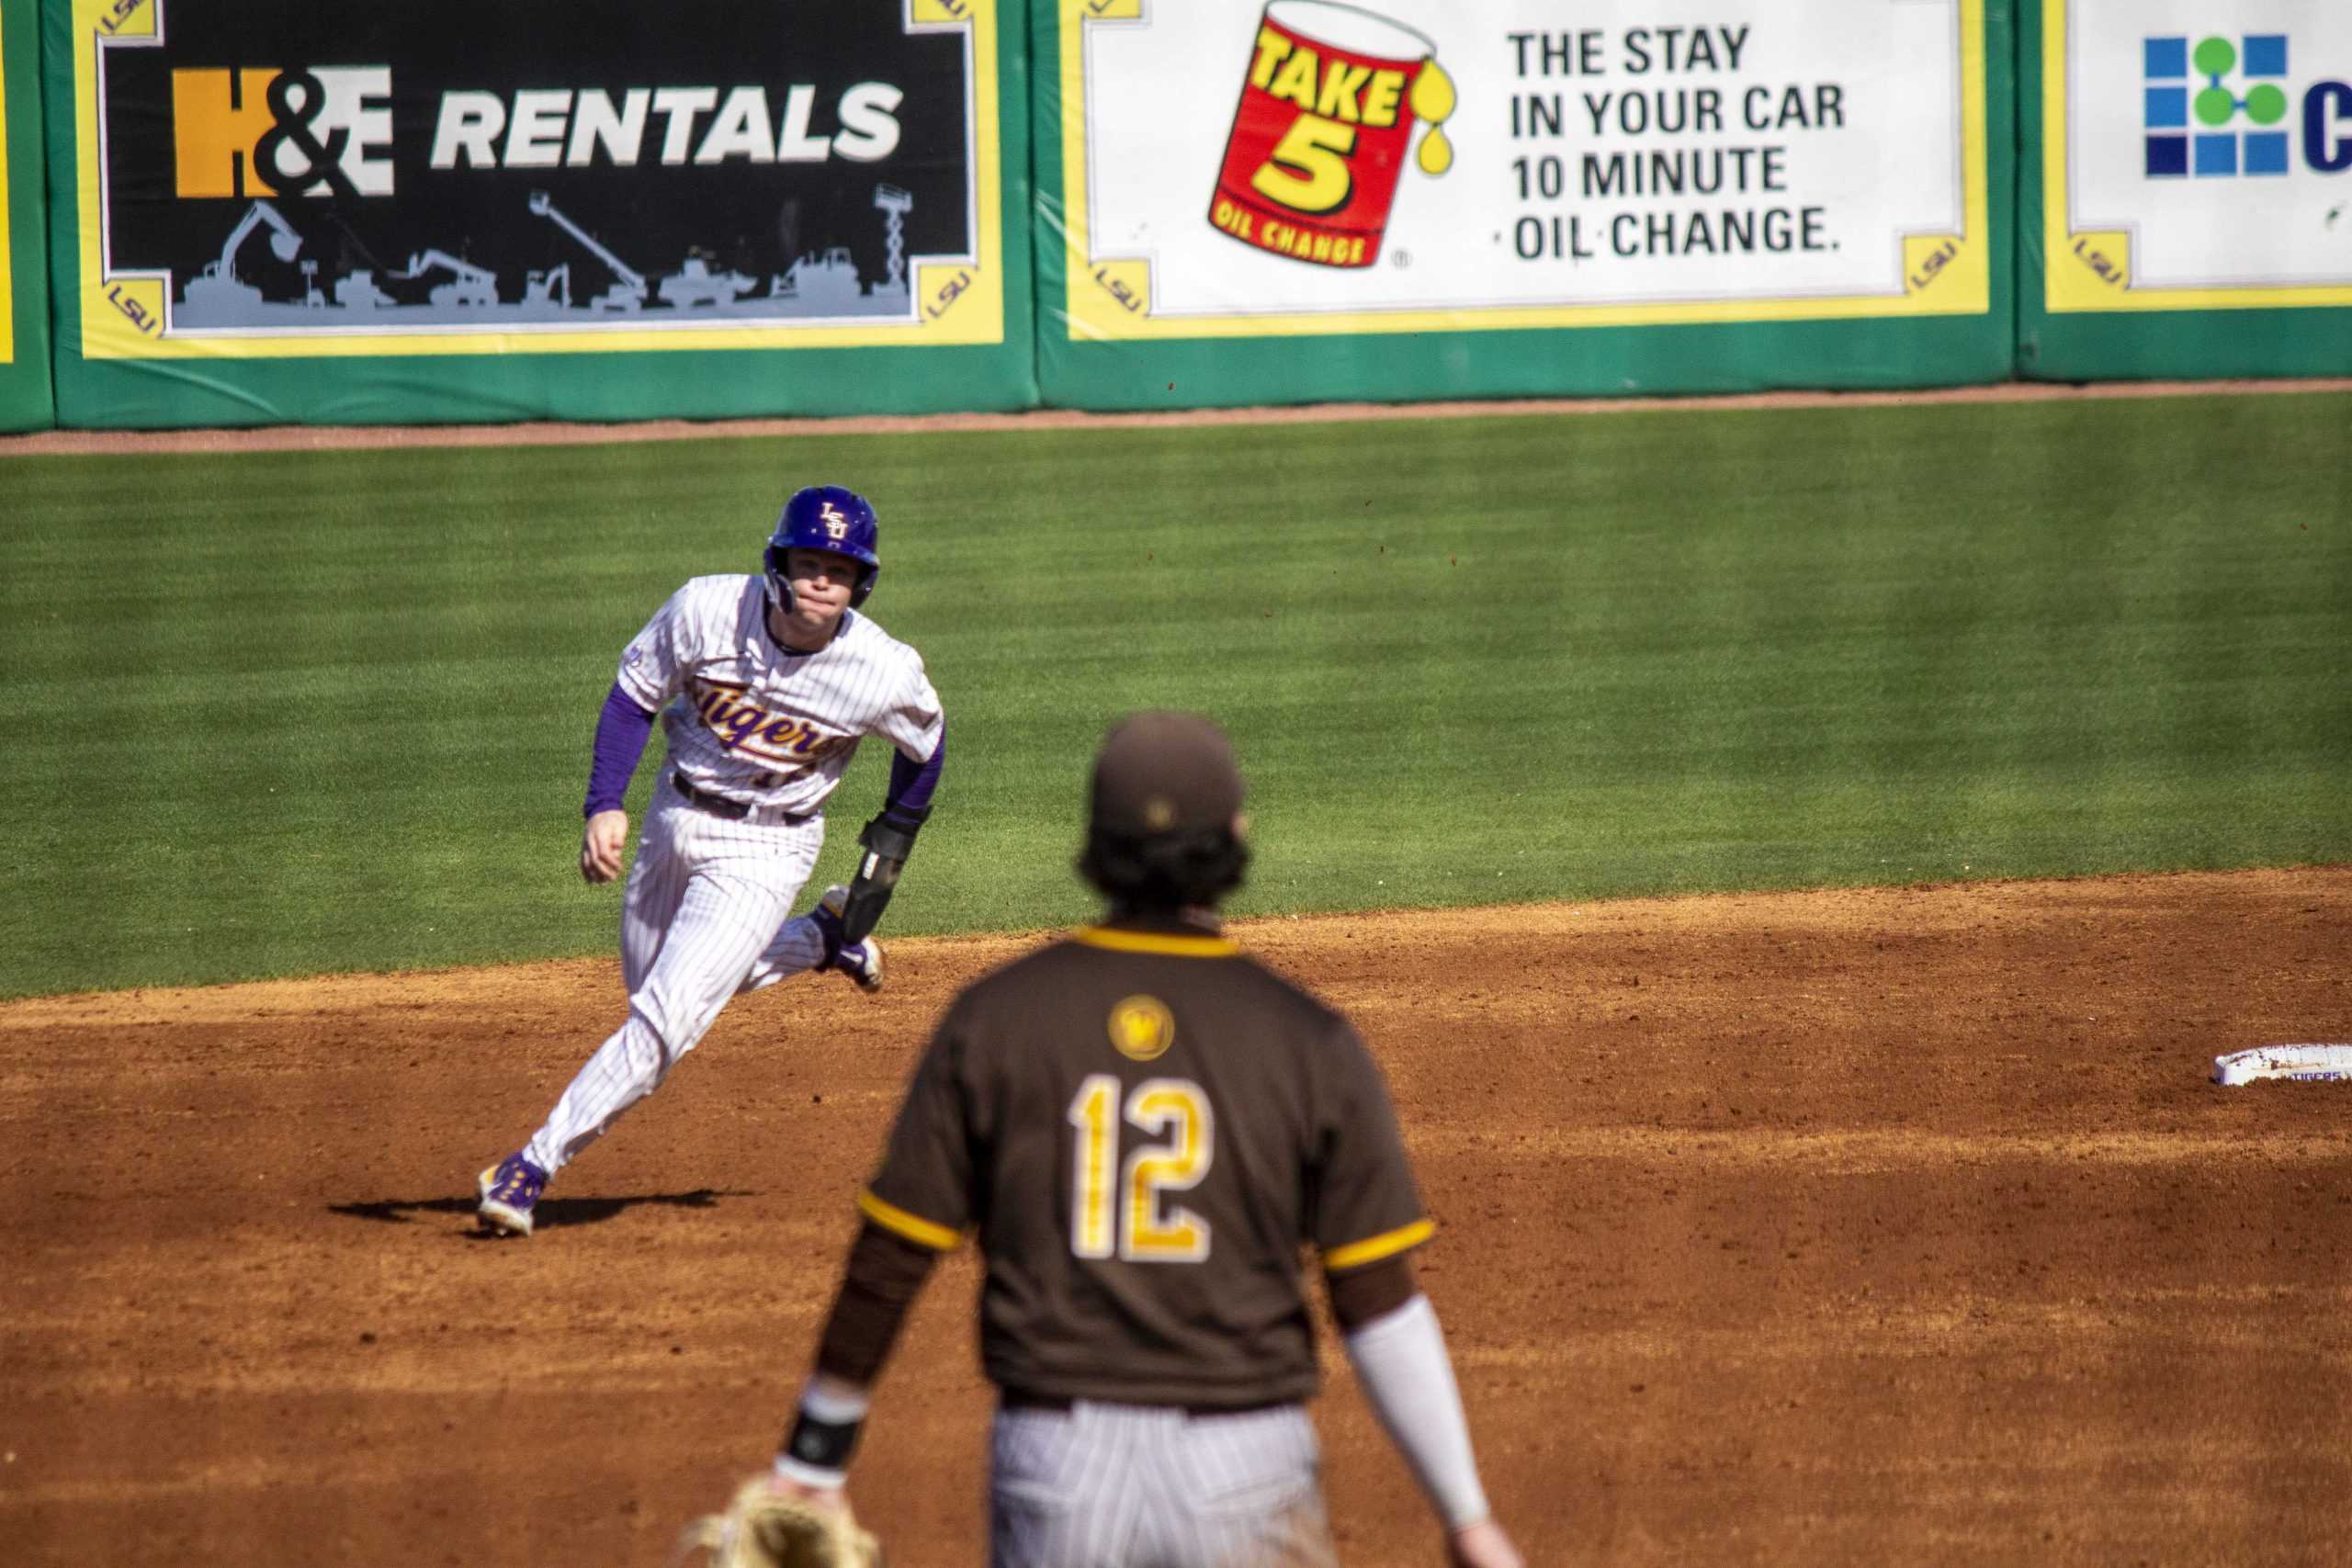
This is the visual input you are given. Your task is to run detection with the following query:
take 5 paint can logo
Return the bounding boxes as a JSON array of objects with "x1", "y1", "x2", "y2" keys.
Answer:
[
  {"x1": 1207, "y1": 0, "x2": 1456, "y2": 268},
  {"x1": 2143, "y1": 33, "x2": 2352, "y2": 177}
]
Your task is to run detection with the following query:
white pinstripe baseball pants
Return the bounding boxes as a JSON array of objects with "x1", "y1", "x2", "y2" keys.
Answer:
[
  {"x1": 526, "y1": 779, "x2": 830, "y2": 1178},
  {"x1": 989, "y1": 1402, "x2": 1337, "y2": 1568}
]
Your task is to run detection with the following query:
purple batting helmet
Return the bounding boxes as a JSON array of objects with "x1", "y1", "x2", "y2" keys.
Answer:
[{"x1": 764, "y1": 485, "x2": 880, "y2": 612}]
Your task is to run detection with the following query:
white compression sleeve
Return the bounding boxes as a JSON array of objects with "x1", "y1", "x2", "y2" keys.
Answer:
[{"x1": 1341, "y1": 1293, "x2": 1492, "y2": 1531}]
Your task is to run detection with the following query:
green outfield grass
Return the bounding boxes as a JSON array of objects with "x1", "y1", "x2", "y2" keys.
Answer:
[{"x1": 2, "y1": 391, "x2": 2346, "y2": 998}]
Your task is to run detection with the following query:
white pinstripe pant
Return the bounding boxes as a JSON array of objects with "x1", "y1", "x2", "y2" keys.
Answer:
[
  {"x1": 989, "y1": 1402, "x2": 1337, "y2": 1568},
  {"x1": 526, "y1": 777, "x2": 830, "y2": 1179}
]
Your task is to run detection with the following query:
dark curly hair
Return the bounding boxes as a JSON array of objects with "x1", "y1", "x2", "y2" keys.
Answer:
[{"x1": 1078, "y1": 825, "x2": 1250, "y2": 913}]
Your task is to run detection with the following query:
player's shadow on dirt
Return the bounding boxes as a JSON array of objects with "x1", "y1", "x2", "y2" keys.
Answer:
[{"x1": 329, "y1": 1189, "x2": 754, "y2": 1234}]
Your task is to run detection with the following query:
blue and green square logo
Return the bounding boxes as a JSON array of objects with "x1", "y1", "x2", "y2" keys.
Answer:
[{"x1": 2145, "y1": 34, "x2": 2290, "y2": 177}]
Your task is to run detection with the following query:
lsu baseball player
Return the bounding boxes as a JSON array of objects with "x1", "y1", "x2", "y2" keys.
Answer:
[
  {"x1": 477, "y1": 485, "x2": 944, "y2": 1238},
  {"x1": 748, "y1": 714, "x2": 1521, "y2": 1568}
]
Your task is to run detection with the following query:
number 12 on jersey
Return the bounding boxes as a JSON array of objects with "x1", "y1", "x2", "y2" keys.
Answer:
[{"x1": 1068, "y1": 1075, "x2": 1215, "y2": 1263}]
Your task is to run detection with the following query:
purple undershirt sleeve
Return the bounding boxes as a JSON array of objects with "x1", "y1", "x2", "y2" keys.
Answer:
[
  {"x1": 882, "y1": 726, "x2": 944, "y2": 829},
  {"x1": 583, "y1": 682, "x2": 658, "y2": 818}
]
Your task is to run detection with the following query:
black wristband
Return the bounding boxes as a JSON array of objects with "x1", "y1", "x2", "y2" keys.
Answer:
[{"x1": 782, "y1": 1407, "x2": 865, "y2": 1473}]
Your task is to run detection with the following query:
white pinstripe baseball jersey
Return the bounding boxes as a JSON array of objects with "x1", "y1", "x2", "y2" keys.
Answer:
[{"x1": 617, "y1": 575, "x2": 944, "y2": 817}]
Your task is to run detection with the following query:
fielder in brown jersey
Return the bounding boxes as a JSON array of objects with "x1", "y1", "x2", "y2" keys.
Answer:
[{"x1": 762, "y1": 714, "x2": 1521, "y2": 1568}]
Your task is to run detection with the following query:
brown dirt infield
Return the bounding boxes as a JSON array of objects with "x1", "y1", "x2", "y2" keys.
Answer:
[{"x1": 4, "y1": 866, "x2": 2349, "y2": 1566}]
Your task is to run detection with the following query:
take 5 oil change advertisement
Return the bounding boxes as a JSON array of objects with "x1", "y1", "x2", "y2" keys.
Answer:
[{"x1": 1054, "y1": 0, "x2": 1992, "y2": 340}]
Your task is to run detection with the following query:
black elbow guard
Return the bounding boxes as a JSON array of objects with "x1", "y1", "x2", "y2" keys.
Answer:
[{"x1": 839, "y1": 815, "x2": 919, "y2": 944}]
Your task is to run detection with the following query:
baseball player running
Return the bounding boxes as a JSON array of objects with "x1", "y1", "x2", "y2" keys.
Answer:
[
  {"x1": 755, "y1": 713, "x2": 1521, "y2": 1567},
  {"x1": 477, "y1": 485, "x2": 944, "y2": 1238}
]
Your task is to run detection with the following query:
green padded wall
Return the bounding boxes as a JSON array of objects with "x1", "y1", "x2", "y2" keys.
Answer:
[
  {"x1": 2018, "y1": 0, "x2": 2352, "y2": 379},
  {"x1": 1, "y1": 0, "x2": 52, "y2": 432}
]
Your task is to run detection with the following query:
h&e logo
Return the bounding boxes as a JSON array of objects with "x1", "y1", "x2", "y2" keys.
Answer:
[
  {"x1": 173, "y1": 67, "x2": 395, "y2": 199},
  {"x1": 2143, "y1": 35, "x2": 2290, "y2": 177}
]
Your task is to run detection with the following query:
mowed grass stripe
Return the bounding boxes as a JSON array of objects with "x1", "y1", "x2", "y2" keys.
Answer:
[{"x1": 0, "y1": 393, "x2": 2345, "y2": 997}]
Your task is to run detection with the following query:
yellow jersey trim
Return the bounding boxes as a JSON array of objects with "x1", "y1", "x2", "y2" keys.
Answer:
[
  {"x1": 1323, "y1": 1218, "x2": 1436, "y2": 1272},
  {"x1": 1074, "y1": 927, "x2": 1240, "y2": 958},
  {"x1": 856, "y1": 1189, "x2": 963, "y2": 1252}
]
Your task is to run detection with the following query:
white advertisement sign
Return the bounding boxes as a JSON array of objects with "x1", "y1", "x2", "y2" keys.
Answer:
[
  {"x1": 2047, "y1": 0, "x2": 2352, "y2": 310},
  {"x1": 1058, "y1": 0, "x2": 1988, "y2": 339}
]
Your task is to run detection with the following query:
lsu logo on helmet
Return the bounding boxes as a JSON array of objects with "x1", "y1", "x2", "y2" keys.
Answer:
[{"x1": 765, "y1": 485, "x2": 882, "y2": 611}]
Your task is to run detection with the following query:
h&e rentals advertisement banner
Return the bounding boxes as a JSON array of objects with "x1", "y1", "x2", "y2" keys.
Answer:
[
  {"x1": 2044, "y1": 0, "x2": 2352, "y2": 311},
  {"x1": 1057, "y1": 0, "x2": 1989, "y2": 340},
  {"x1": 66, "y1": 0, "x2": 1007, "y2": 359}
]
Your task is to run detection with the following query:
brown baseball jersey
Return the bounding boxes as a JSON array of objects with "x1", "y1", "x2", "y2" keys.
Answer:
[{"x1": 856, "y1": 919, "x2": 1431, "y2": 1409}]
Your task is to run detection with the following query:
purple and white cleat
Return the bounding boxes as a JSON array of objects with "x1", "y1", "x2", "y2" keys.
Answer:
[
  {"x1": 810, "y1": 884, "x2": 885, "y2": 994},
  {"x1": 477, "y1": 1154, "x2": 548, "y2": 1236}
]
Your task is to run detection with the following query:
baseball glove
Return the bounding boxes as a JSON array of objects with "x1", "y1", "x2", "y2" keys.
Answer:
[{"x1": 681, "y1": 1477, "x2": 882, "y2": 1568}]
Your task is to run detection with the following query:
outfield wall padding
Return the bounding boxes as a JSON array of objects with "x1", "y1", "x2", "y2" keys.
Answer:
[
  {"x1": 1032, "y1": 0, "x2": 2017, "y2": 412},
  {"x1": 1, "y1": 0, "x2": 54, "y2": 434},
  {"x1": 40, "y1": 0, "x2": 1035, "y2": 430},
  {"x1": 13, "y1": 1, "x2": 2352, "y2": 433},
  {"x1": 2018, "y1": 0, "x2": 2352, "y2": 380}
]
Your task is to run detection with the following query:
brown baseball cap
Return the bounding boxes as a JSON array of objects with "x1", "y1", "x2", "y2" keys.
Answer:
[{"x1": 1089, "y1": 711, "x2": 1245, "y2": 838}]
